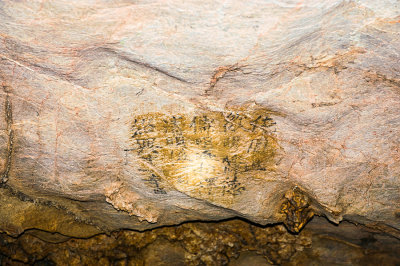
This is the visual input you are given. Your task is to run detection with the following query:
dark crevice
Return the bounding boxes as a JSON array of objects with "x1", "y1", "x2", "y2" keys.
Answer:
[
  {"x1": 82, "y1": 46, "x2": 191, "y2": 84},
  {"x1": 0, "y1": 216, "x2": 399, "y2": 265},
  {"x1": 1, "y1": 86, "x2": 13, "y2": 184},
  {"x1": 0, "y1": 183, "x2": 103, "y2": 232}
]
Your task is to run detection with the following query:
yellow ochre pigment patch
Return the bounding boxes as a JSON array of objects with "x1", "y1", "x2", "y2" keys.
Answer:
[{"x1": 129, "y1": 108, "x2": 279, "y2": 205}]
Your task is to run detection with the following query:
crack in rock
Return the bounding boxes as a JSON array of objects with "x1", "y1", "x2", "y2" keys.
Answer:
[{"x1": 1, "y1": 86, "x2": 13, "y2": 184}]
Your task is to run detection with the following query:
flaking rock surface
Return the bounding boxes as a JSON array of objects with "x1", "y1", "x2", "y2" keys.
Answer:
[{"x1": 0, "y1": 0, "x2": 399, "y2": 236}]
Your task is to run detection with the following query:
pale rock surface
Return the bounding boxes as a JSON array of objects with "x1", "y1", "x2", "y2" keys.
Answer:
[{"x1": 0, "y1": 0, "x2": 399, "y2": 236}]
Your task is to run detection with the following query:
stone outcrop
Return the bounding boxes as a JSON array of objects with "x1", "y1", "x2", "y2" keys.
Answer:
[{"x1": 0, "y1": 0, "x2": 399, "y2": 260}]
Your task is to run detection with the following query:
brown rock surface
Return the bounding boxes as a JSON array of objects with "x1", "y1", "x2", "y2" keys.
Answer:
[
  {"x1": 0, "y1": 0, "x2": 399, "y2": 257},
  {"x1": 0, "y1": 217, "x2": 398, "y2": 265}
]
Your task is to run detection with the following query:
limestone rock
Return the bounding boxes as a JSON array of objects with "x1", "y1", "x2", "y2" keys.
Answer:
[{"x1": 0, "y1": 0, "x2": 399, "y2": 238}]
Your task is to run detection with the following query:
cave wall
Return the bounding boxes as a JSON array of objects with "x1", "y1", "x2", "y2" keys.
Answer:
[{"x1": 0, "y1": 0, "x2": 399, "y2": 255}]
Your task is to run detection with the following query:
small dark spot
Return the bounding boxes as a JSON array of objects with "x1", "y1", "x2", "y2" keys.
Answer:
[
  {"x1": 360, "y1": 236, "x2": 377, "y2": 248},
  {"x1": 33, "y1": 258, "x2": 56, "y2": 266}
]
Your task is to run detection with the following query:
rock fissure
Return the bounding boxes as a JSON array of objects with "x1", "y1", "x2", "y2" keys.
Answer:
[{"x1": 1, "y1": 87, "x2": 13, "y2": 185}]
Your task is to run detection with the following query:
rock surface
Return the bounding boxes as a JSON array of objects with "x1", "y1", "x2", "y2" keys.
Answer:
[
  {"x1": 0, "y1": 0, "x2": 399, "y2": 241},
  {"x1": 0, "y1": 217, "x2": 399, "y2": 265}
]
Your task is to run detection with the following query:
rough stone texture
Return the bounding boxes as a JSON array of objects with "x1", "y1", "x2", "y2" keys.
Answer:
[
  {"x1": 0, "y1": 0, "x2": 399, "y2": 246},
  {"x1": 0, "y1": 217, "x2": 399, "y2": 265}
]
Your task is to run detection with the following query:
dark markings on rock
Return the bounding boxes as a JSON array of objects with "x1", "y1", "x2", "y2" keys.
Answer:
[
  {"x1": 135, "y1": 88, "x2": 144, "y2": 96},
  {"x1": 141, "y1": 173, "x2": 167, "y2": 195},
  {"x1": 1, "y1": 89, "x2": 14, "y2": 184},
  {"x1": 129, "y1": 110, "x2": 278, "y2": 201},
  {"x1": 84, "y1": 46, "x2": 190, "y2": 84},
  {"x1": 0, "y1": 183, "x2": 100, "y2": 229}
]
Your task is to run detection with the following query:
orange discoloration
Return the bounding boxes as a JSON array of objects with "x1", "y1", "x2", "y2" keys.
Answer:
[{"x1": 128, "y1": 108, "x2": 279, "y2": 206}]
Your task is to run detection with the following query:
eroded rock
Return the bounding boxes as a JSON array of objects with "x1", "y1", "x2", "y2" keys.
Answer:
[
  {"x1": 0, "y1": 217, "x2": 398, "y2": 266},
  {"x1": 0, "y1": 0, "x2": 398, "y2": 258}
]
